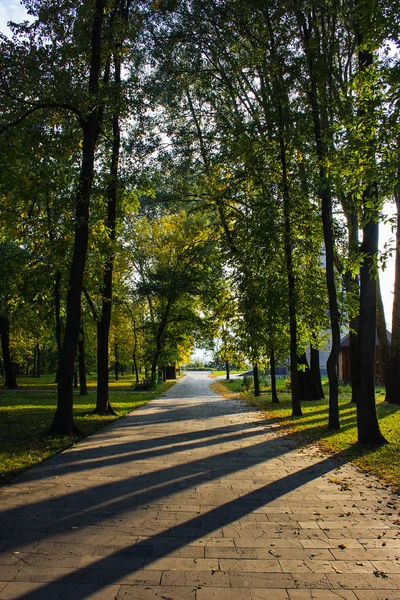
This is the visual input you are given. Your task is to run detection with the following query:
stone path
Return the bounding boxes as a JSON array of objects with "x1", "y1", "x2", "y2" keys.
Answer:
[{"x1": 0, "y1": 371, "x2": 399, "y2": 600}]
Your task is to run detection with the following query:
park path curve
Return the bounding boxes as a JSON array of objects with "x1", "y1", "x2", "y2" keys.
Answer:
[{"x1": 0, "y1": 371, "x2": 399, "y2": 600}]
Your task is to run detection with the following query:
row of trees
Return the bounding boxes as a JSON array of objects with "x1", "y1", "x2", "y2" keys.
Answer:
[{"x1": 1, "y1": 0, "x2": 399, "y2": 442}]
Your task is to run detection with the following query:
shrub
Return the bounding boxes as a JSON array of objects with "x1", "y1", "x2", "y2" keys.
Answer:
[{"x1": 242, "y1": 375, "x2": 254, "y2": 391}]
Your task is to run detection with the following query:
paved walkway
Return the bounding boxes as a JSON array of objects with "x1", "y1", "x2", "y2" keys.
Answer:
[{"x1": 0, "y1": 372, "x2": 399, "y2": 600}]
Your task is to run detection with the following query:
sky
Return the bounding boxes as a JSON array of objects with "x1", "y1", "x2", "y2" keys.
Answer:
[
  {"x1": 0, "y1": 0, "x2": 397, "y2": 331},
  {"x1": 0, "y1": 0, "x2": 28, "y2": 36}
]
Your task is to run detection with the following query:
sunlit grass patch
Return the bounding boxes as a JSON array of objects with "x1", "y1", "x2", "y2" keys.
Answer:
[
  {"x1": 0, "y1": 381, "x2": 176, "y2": 484},
  {"x1": 1, "y1": 373, "x2": 142, "y2": 391},
  {"x1": 214, "y1": 379, "x2": 400, "y2": 493}
]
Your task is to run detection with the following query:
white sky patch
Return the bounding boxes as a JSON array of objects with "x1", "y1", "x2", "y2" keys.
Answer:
[{"x1": 0, "y1": 0, "x2": 29, "y2": 37}]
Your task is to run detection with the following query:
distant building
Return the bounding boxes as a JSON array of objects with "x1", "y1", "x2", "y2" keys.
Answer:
[{"x1": 338, "y1": 331, "x2": 391, "y2": 385}]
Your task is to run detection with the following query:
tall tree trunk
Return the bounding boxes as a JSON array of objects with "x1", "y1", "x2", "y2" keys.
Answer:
[
  {"x1": 343, "y1": 211, "x2": 361, "y2": 404},
  {"x1": 281, "y1": 123, "x2": 301, "y2": 416},
  {"x1": 32, "y1": 344, "x2": 37, "y2": 378},
  {"x1": 132, "y1": 320, "x2": 140, "y2": 385},
  {"x1": 253, "y1": 363, "x2": 260, "y2": 397},
  {"x1": 298, "y1": 352, "x2": 321, "y2": 401},
  {"x1": 265, "y1": 9, "x2": 301, "y2": 417},
  {"x1": 0, "y1": 316, "x2": 17, "y2": 389},
  {"x1": 225, "y1": 360, "x2": 230, "y2": 380},
  {"x1": 299, "y1": 13, "x2": 339, "y2": 427},
  {"x1": 114, "y1": 343, "x2": 119, "y2": 381},
  {"x1": 310, "y1": 345, "x2": 325, "y2": 399},
  {"x1": 54, "y1": 270, "x2": 62, "y2": 383},
  {"x1": 36, "y1": 342, "x2": 41, "y2": 378},
  {"x1": 357, "y1": 214, "x2": 385, "y2": 443},
  {"x1": 385, "y1": 185, "x2": 400, "y2": 404},
  {"x1": 95, "y1": 50, "x2": 121, "y2": 415},
  {"x1": 270, "y1": 348, "x2": 279, "y2": 403},
  {"x1": 133, "y1": 354, "x2": 140, "y2": 385},
  {"x1": 355, "y1": 16, "x2": 386, "y2": 444},
  {"x1": 50, "y1": 0, "x2": 105, "y2": 436},
  {"x1": 78, "y1": 327, "x2": 88, "y2": 396}
]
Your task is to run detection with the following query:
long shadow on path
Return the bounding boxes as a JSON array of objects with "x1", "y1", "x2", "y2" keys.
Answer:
[{"x1": 0, "y1": 373, "x2": 348, "y2": 599}]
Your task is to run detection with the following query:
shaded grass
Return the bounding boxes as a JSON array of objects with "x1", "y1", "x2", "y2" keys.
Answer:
[
  {"x1": 212, "y1": 380, "x2": 400, "y2": 493},
  {"x1": 0, "y1": 373, "x2": 141, "y2": 391},
  {"x1": 0, "y1": 381, "x2": 176, "y2": 485}
]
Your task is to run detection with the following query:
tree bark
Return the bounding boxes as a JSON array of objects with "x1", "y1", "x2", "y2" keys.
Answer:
[
  {"x1": 54, "y1": 270, "x2": 62, "y2": 383},
  {"x1": 299, "y1": 12, "x2": 339, "y2": 427},
  {"x1": 114, "y1": 343, "x2": 119, "y2": 381},
  {"x1": 225, "y1": 360, "x2": 230, "y2": 380},
  {"x1": 298, "y1": 352, "x2": 322, "y2": 401},
  {"x1": 50, "y1": 0, "x2": 105, "y2": 436},
  {"x1": 253, "y1": 363, "x2": 260, "y2": 397},
  {"x1": 0, "y1": 316, "x2": 17, "y2": 389},
  {"x1": 310, "y1": 345, "x2": 325, "y2": 399},
  {"x1": 78, "y1": 327, "x2": 88, "y2": 396},
  {"x1": 385, "y1": 185, "x2": 400, "y2": 404},
  {"x1": 343, "y1": 211, "x2": 361, "y2": 404},
  {"x1": 95, "y1": 49, "x2": 121, "y2": 414},
  {"x1": 36, "y1": 343, "x2": 41, "y2": 378},
  {"x1": 355, "y1": 19, "x2": 386, "y2": 444},
  {"x1": 132, "y1": 320, "x2": 140, "y2": 385},
  {"x1": 270, "y1": 348, "x2": 279, "y2": 403}
]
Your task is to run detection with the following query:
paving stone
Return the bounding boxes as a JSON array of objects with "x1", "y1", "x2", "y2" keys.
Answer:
[
  {"x1": 251, "y1": 590, "x2": 290, "y2": 600},
  {"x1": 288, "y1": 591, "x2": 358, "y2": 599},
  {"x1": 117, "y1": 584, "x2": 195, "y2": 599},
  {"x1": 197, "y1": 588, "x2": 252, "y2": 599},
  {"x1": 0, "y1": 372, "x2": 398, "y2": 599}
]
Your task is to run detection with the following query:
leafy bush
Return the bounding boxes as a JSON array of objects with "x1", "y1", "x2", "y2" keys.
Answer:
[{"x1": 242, "y1": 375, "x2": 254, "y2": 391}]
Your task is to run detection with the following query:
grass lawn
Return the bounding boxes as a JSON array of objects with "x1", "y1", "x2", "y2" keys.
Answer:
[
  {"x1": 0, "y1": 375, "x2": 176, "y2": 485},
  {"x1": 209, "y1": 370, "x2": 243, "y2": 378},
  {"x1": 212, "y1": 378, "x2": 400, "y2": 494}
]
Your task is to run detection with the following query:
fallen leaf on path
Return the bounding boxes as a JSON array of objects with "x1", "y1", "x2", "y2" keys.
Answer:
[{"x1": 373, "y1": 570, "x2": 388, "y2": 579}]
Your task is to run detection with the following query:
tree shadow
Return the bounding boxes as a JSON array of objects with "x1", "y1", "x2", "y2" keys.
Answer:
[{"x1": 0, "y1": 375, "x2": 351, "y2": 599}]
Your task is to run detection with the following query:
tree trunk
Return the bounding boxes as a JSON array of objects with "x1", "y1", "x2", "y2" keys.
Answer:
[
  {"x1": 95, "y1": 51, "x2": 121, "y2": 415},
  {"x1": 298, "y1": 352, "x2": 321, "y2": 401},
  {"x1": 54, "y1": 270, "x2": 62, "y2": 383},
  {"x1": 78, "y1": 327, "x2": 88, "y2": 396},
  {"x1": 310, "y1": 346, "x2": 325, "y2": 399},
  {"x1": 280, "y1": 122, "x2": 301, "y2": 416},
  {"x1": 270, "y1": 348, "x2": 279, "y2": 403},
  {"x1": 300, "y1": 14, "x2": 339, "y2": 427},
  {"x1": 133, "y1": 354, "x2": 140, "y2": 385},
  {"x1": 0, "y1": 316, "x2": 17, "y2": 389},
  {"x1": 32, "y1": 344, "x2": 37, "y2": 378},
  {"x1": 50, "y1": 0, "x2": 105, "y2": 436},
  {"x1": 385, "y1": 185, "x2": 400, "y2": 404},
  {"x1": 344, "y1": 211, "x2": 361, "y2": 404},
  {"x1": 355, "y1": 23, "x2": 386, "y2": 444},
  {"x1": 114, "y1": 344, "x2": 119, "y2": 381},
  {"x1": 357, "y1": 214, "x2": 386, "y2": 443},
  {"x1": 253, "y1": 363, "x2": 260, "y2": 397},
  {"x1": 36, "y1": 343, "x2": 41, "y2": 378},
  {"x1": 225, "y1": 360, "x2": 230, "y2": 380}
]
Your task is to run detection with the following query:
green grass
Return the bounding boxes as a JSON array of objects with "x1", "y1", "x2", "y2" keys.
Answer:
[
  {"x1": 0, "y1": 380, "x2": 176, "y2": 485},
  {"x1": 209, "y1": 370, "x2": 243, "y2": 378},
  {"x1": 0, "y1": 372, "x2": 141, "y2": 391},
  {"x1": 213, "y1": 379, "x2": 400, "y2": 493}
]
